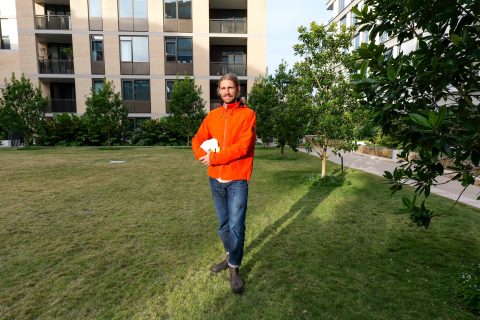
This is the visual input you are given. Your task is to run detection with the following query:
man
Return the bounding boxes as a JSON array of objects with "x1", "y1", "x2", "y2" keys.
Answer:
[{"x1": 192, "y1": 74, "x2": 256, "y2": 294}]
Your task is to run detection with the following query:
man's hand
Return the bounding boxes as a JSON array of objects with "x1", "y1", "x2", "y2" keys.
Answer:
[{"x1": 199, "y1": 151, "x2": 210, "y2": 166}]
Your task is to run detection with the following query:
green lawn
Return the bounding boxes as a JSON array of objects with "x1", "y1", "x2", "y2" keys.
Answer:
[{"x1": 0, "y1": 147, "x2": 479, "y2": 319}]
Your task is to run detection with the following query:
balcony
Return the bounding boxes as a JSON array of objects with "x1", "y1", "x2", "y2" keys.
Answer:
[
  {"x1": 210, "y1": 18, "x2": 247, "y2": 34},
  {"x1": 46, "y1": 99, "x2": 76, "y2": 113},
  {"x1": 210, "y1": 62, "x2": 246, "y2": 76},
  {"x1": 39, "y1": 59, "x2": 74, "y2": 74},
  {"x1": 35, "y1": 15, "x2": 71, "y2": 30}
]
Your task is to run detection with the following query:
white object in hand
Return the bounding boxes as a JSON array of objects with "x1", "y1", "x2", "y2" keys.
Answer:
[{"x1": 201, "y1": 138, "x2": 220, "y2": 152}]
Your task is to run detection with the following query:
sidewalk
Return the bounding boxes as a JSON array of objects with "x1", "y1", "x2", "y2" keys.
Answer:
[{"x1": 300, "y1": 148, "x2": 480, "y2": 209}]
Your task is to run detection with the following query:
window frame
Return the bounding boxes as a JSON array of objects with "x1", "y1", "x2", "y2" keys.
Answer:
[
  {"x1": 118, "y1": 0, "x2": 148, "y2": 19},
  {"x1": 0, "y1": 18, "x2": 11, "y2": 50},
  {"x1": 122, "y1": 79, "x2": 150, "y2": 102},
  {"x1": 88, "y1": 0, "x2": 102, "y2": 18},
  {"x1": 90, "y1": 35, "x2": 104, "y2": 62},
  {"x1": 164, "y1": 0, "x2": 192, "y2": 19},
  {"x1": 164, "y1": 37, "x2": 192, "y2": 63},
  {"x1": 120, "y1": 35, "x2": 149, "y2": 63},
  {"x1": 92, "y1": 78, "x2": 104, "y2": 92}
]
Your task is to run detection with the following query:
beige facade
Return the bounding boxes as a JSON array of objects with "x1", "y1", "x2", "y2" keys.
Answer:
[{"x1": 0, "y1": 0, "x2": 266, "y2": 121}]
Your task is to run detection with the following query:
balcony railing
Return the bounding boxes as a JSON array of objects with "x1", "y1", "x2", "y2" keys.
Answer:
[
  {"x1": 210, "y1": 62, "x2": 246, "y2": 76},
  {"x1": 35, "y1": 15, "x2": 71, "y2": 30},
  {"x1": 210, "y1": 19, "x2": 247, "y2": 34},
  {"x1": 47, "y1": 99, "x2": 77, "y2": 113},
  {"x1": 39, "y1": 59, "x2": 74, "y2": 74}
]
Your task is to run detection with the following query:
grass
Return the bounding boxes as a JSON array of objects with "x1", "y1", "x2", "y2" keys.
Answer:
[{"x1": 0, "y1": 146, "x2": 479, "y2": 319}]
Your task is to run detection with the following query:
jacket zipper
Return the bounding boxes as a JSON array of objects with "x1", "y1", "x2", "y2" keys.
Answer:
[{"x1": 219, "y1": 107, "x2": 228, "y2": 180}]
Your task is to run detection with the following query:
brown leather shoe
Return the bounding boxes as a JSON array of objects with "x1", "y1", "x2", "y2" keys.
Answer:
[
  {"x1": 211, "y1": 258, "x2": 228, "y2": 273},
  {"x1": 229, "y1": 267, "x2": 245, "y2": 294}
]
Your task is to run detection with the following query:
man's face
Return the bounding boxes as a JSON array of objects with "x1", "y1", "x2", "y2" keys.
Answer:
[{"x1": 219, "y1": 80, "x2": 239, "y2": 104}]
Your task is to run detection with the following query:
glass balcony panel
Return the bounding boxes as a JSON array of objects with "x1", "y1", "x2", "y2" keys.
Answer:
[{"x1": 35, "y1": 15, "x2": 71, "y2": 30}]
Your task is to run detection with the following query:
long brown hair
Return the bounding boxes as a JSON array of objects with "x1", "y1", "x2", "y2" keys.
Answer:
[{"x1": 217, "y1": 73, "x2": 241, "y2": 98}]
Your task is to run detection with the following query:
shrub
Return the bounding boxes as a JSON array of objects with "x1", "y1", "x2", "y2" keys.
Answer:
[
  {"x1": 40, "y1": 113, "x2": 87, "y2": 146},
  {"x1": 458, "y1": 264, "x2": 480, "y2": 315},
  {"x1": 131, "y1": 118, "x2": 185, "y2": 146},
  {"x1": 303, "y1": 173, "x2": 350, "y2": 187}
]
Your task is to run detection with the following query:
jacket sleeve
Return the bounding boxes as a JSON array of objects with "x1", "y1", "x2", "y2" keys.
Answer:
[
  {"x1": 191, "y1": 114, "x2": 211, "y2": 160},
  {"x1": 209, "y1": 110, "x2": 256, "y2": 165}
]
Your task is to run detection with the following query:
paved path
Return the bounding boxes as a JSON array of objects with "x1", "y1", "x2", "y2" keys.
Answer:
[{"x1": 300, "y1": 148, "x2": 480, "y2": 209}]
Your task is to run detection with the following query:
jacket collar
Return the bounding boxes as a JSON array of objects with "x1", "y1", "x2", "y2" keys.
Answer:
[{"x1": 219, "y1": 98, "x2": 244, "y2": 110}]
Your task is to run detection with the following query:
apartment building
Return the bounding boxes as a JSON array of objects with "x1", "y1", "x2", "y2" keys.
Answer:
[
  {"x1": 326, "y1": 0, "x2": 417, "y2": 56},
  {"x1": 0, "y1": 0, "x2": 266, "y2": 124}
]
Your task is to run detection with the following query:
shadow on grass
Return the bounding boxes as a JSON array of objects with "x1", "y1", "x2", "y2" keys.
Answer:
[{"x1": 184, "y1": 171, "x2": 480, "y2": 319}]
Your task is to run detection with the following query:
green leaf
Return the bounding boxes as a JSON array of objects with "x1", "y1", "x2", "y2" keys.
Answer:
[
  {"x1": 387, "y1": 65, "x2": 395, "y2": 81},
  {"x1": 450, "y1": 33, "x2": 462, "y2": 45},
  {"x1": 410, "y1": 113, "x2": 432, "y2": 128}
]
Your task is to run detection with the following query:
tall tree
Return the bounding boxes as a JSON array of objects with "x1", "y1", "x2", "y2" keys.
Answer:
[
  {"x1": 294, "y1": 22, "x2": 359, "y2": 176},
  {"x1": 248, "y1": 74, "x2": 277, "y2": 146},
  {"x1": 83, "y1": 79, "x2": 128, "y2": 146},
  {"x1": 169, "y1": 76, "x2": 206, "y2": 146},
  {"x1": 0, "y1": 73, "x2": 48, "y2": 147},
  {"x1": 353, "y1": 1, "x2": 480, "y2": 228},
  {"x1": 249, "y1": 63, "x2": 311, "y2": 155},
  {"x1": 272, "y1": 62, "x2": 312, "y2": 155}
]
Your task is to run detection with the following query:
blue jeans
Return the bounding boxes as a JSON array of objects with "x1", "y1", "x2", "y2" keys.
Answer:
[{"x1": 209, "y1": 178, "x2": 249, "y2": 267}]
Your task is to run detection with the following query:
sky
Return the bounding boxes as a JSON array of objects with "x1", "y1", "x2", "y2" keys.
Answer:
[{"x1": 266, "y1": 1, "x2": 331, "y2": 73}]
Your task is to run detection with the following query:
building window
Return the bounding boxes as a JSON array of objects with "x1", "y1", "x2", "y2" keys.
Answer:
[
  {"x1": 362, "y1": 30, "x2": 369, "y2": 43},
  {"x1": 165, "y1": 0, "x2": 192, "y2": 19},
  {"x1": 0, "y1": 19, "x2": 11, "y2": 50},
  {"x1": 119, "y1": 0, "x2": 148, "y2": 19},
  {"x1": 92, "y1": 78, "x2": 104, "y2": 92},
  {"x1": 165, "y1": 80, "x2": 175, "y2": 113},
  {"x1": 128, "y1": 117, "x2": 149, "y2": 131},
  {"x1": 340, "y1": 15, "x2": 347, "y2": 26},
  {"x1": 380, "y1": 31, "x2": 388, "y2": 43},
  {"x1": 91, "y1": 35, "x2": 104, "y2": 62},
  {"x1": 120, "y1": 36, "x2": 149, "y2": 63},
  {"x1": 354, "y1": 34, "x2": 360, "y2": 49},
  {"x1": 165, "y1": 37, "x2": 192, "y2": 63},
  {"x1": 339, "y1": 0, "x2": 345, "y2": 11},
  {"x1": 89, "y1": 0, "x2": 102, "y2": 18},
  {"x1": 166, "y1": 80, "x2": 175, "y2": 101},
  {"x1": 351, "y1": 11, "x2": 356, "y2": 26},
  {"x1": 122, "y1": 79, "x2": 150, "y2": 101}
]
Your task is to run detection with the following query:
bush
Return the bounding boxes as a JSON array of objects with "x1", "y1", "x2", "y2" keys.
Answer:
[
  {"x1": 303, "y1": 173, "x2": 350, "y2": 187},
  {"x1": 39, "y1": 113, "x2": 87, "y2": 146},
  {"x1": 458, "y1": 264, "x2": 480, "y2": 315},
  {"x1": 131, "y1": 118, "x2": 186, "y2": 146}
]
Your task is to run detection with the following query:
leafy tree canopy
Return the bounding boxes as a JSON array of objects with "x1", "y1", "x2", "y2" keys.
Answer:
[
  {"x1": 169, "y1": 75, "x2": 206, "y2": 146},
  {"x1": 353, "y1": 0, "x2": 480, "y2": 228},
  {"x1": 83, "y1": 79, "x2": 128, "y2": 146},
  {"x1": 0, "y1": 73, "x2": 47, "y2": 147}
]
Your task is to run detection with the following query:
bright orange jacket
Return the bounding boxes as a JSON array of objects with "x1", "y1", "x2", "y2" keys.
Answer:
[{"x1": 192, "y1": 99, "x2": 256, "y2": 181}]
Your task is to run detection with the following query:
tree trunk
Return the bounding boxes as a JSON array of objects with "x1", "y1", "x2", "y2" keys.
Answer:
[
  {"x1": 321, "y1": 145, "x2": 327, "y2": 177},
  {"x1": 280, "y1": 144, "x2": 285, "y2": 156}
]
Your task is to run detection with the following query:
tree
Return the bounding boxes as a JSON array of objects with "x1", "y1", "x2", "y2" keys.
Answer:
[
  {"x1": 249, "y1": 63, "x2": 311, "y2": 155},
  {"x1": 272, "y1": 62, "x2": 312, "y2": 155},
  {"x1": 353, "y1": 1, "x2": 480, "y2": 228},
  {"x1": 83, "y1": 79, "x2": 128, "y2": 146},
  {"x1": 294, "y1": 22, "x2": 359, "y2": 176},
  {"x1": 0, "y1": 73, "x2": 48, "y2": 147},
  {"x1": 248, "y1": 74, "x2": 277, "y2": 146},
  {"x1": 169, "y1": 75, "x2": 206, "y2": 146}
]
